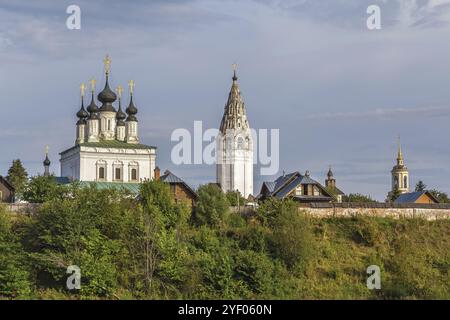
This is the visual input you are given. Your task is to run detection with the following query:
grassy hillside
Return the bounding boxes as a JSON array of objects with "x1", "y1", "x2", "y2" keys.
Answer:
[{"x1": 0, "y1": 180, "x2": 448, "y2": 300}]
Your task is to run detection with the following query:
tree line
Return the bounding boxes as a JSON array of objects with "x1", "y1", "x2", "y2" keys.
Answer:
[{"x1": 1, "y1": 177, "x2": 449, "y2": 299}]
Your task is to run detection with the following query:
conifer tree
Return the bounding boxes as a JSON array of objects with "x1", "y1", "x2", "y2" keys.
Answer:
[{"x1": 6, "y1": 159, "x2": 28, "y2": 194}]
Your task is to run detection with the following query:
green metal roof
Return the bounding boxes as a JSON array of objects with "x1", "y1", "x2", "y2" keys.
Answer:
[
  {"x1": 80, "y1": 140, "x2": 156, "y2": 150},
  {"x1": 60, "y1": 140, "x2": 157, "y2": 155},
  {"x1": 78, "y1": 181, "x2": 141, "y2": 194}
]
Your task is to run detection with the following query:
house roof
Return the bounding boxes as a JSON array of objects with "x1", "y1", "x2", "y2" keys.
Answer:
[
  {"x1": 79, "y1": 181, "x2": 141, "y2": 193},
  {"x1": 0, "y1": 176, "x2": 15, "y2": 192},
  {"x1": 60, "y1": 140, "x2": 157, "y2": 155},
  {"x1": 54, "y1": 171, "x2": 197, "y2": 199},
  {"x1": 394, "y1": 191, "x2": 439, "y2": 204},
  {"x1": 260, "y1": 171, "x2": 333, "y2": 200},
  {"x1": 54, "y1": 178, "x2": 140, "y2": 193},
  {"x1": 262, "y1": 181, "x2": 276, "y2": 193},
  {"x1": 326, "y1": 186, "x2": 346, "y2": 196},
  {"x1": 160, "y1": 171, "x2": 198, "y2": 199}
]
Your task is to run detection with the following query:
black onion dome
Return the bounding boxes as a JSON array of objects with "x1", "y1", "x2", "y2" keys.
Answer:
[
  {"x1": 76, "y1": 103, "x2": 88, "y2": 119},
  {"x1": 327, "y1": 167, "x2": 334, "y2": 178},
  {"x1": 87, "y1": 92, "x2": 99, "y2": 117},
  {"x1": 76, "y1": 99, "x2": 88, "y2": 124},
  {"x1": 98, "y1": 75, "x2": 117, "y2": 112},
  {"x1": 116, "y1": 101, "x2": 126, "y2": 126},
  {"x1": 43, "y1": 154, "x2": 51, "y2": 166},
  {"x1": 126, "y1": 95, "x2": 138, "y2": 122}
]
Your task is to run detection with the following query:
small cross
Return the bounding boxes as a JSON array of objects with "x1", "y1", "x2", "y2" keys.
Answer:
[
  {"x1": 103, "y1": 54, "x2": 111, "y2": 74},
  {"x1": 232, "y1": 63, "x2": 237, "y2": 72},
  {"x1": 45, "y1": 145, "x2": 49, "y2": 155},
  {"x1": 89, "y1": 78, "x2": 96, "y2": 92},
  {"x1": 80, "y1": 83, "x2": 86, "y2": 97},
  {"x1": 116, "y1": 85, "x2": 123, "y2": 98},
  {"x1": 128, "y1": 80, "x2": 135, "y2": 95}
]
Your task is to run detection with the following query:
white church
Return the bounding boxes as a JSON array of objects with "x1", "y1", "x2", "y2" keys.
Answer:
[
  {"x1": 59, "y1": 55, "x2": 157, "y2": 184},
  {"x1": 53, "y1": 56, "x2": 253, "y2": 198}
]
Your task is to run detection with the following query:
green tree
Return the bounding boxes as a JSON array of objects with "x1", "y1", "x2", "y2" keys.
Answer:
[
  {"x1": 26, "y1": 185, "x2": 136, "y2": 298},
  {"x1": 226, "y1": 190, "x2": 245, "y2": 206},
  {"x1": 0, "y1": 206, "x2": 32, "y2": 298},
  {"x1": 342, "y1": 193, "x2": 377, "y2": 203},
  {"x1": 268, "y1": 200, "x2": 316, "y2": 270},
  {"x1": 138, "y1": 179, "x2": 191, "y2": 296},
  {"x1": 415, "y1": 180, "x2": 427, "y2": 192},
  {"x1": 429, "y1": 189, "x2": 450, "y2": 203},
  {"x1": 6, "y1": 159, "x2": 28, "y2": 195},
  {"x1": 195, "y1": 184, "x2": 230, "y2": 227},
  {"x1": 22, "y1": 175, "x2": 67, "y2": 203},
  {"x1": 388, "y1": 189, "x2": 401, "y2": 202}
]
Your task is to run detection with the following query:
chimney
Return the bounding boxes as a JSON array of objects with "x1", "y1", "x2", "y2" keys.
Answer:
[{"x1": 154, "y1": 166, "x2": 160, "y2": 180}]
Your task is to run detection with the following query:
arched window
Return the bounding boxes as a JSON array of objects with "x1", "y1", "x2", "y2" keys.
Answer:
[
  {"x1": 394, "y1": 176, "x2": 398, "y2": 188},
  {"x1": 115, "y1": 168, "x2": 121, "y2": 180},
  {"x1": 128, "y1": 162, "x2": 139, "y2": 182},
  {"x1": 237, "y1": 137, "x2": 244, "y2": 149},
  {"x1": 403, "y1": 176, "x2": 408, "y2": 189},
  {"x1": 112, "y1": 160, "x2": 124, "y2": 182},
  {"x1": 99, "y1": 167, "x2": 105, "y2": 180},
  {"x1": 96, "y1": 160, "x2": 107, "y2": 181}
]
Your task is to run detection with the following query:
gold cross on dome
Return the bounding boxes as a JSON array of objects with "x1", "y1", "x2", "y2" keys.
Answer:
[
  {"x1": 103, "y1": 54, "x2": 111, "y2": 74},
  {"x1": 116, "y1": 85, "x2": 123, "y2": 98},
  {"x1": 128, "y1": 80, "x2": 135, "y2": 95},
  {"x1": 89, "y1": 78, "x2": 96, "y2": 92},
  {"x1": 232, "y1": 63, "x2": 237, "y2": 72},
  {"x1": 80, "y1": 83, "x2": 86, "y2": 97},
  {"x1": 45, "y1": 145, "x2": 49, "y2": 155}
]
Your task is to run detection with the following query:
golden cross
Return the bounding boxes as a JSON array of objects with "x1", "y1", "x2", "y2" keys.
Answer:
[
  {"x1": 103, "y1": 54, "x2": 111, "y2": 74},
  {"x1": 116, "y1": 85, "x2": 123, "y2": 98},
  {"x1": 128, "y1": 80, "x2": 135, "y2": 95},
  {"x1": 80, "y1": 83, "x2": 86, "y2": 97},
  {"x1": 232, "y1": 63, "x2": 237, "y2": 72},
  {"x1": 89, "y1": 78, "x2": 96, "y2": 92},
  {"x1": 45, "y1": 145, "x2": 49, "y2": 155}
]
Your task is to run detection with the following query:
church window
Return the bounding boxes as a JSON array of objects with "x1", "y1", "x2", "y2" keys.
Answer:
[
  {"x1": 131, "y1": 168, "x2": 137, "y2": 181},
  {"x1": 128, "y1": 162, "x2": 139, "y2": 182},
  {"x1": 237, "y1": 137, "x2": 244, "y2": 149},
  {"x1": 108, "y1": 119, "x2": 111, "y2": 131},
  {"x1": 403, "y1": 176, "x2": 408, "y2": 189},
  {"x1": 115, "y1": 167, "x2": 122, "y2": 181},
  {"x1": 98, "y1": 167, "x2": 105, "y2": 180}
]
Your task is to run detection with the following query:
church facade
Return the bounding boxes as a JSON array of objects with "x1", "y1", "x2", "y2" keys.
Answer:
[
  {"x1": 60, "y1": 56, "x2": 157, "y2": 183},
  {"x1": 216, "y1": 66, "x2": 254, "y2": 198}
]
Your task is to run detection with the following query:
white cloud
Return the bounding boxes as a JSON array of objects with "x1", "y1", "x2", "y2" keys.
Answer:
[{"x1": 304, "y1": 105, "x2": 450, "y2": 120}]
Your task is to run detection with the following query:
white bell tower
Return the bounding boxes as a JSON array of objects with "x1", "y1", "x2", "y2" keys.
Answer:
[{"x1": 216, "y1": 65, "x2": 253, "y2": 198}]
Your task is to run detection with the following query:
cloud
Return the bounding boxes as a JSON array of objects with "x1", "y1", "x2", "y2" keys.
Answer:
[{"x1": 303, "y1": 105, "x2": 450, "y2": 120}]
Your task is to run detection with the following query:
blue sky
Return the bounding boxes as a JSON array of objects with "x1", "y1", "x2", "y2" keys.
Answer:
[{"x1": 1, "y1": 0, "x2": 450, "y2": 200}]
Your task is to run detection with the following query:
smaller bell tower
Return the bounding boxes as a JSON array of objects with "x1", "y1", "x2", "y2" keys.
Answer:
[{"x1": 390, "y1": 137, "x2": 409, "y2": 195}]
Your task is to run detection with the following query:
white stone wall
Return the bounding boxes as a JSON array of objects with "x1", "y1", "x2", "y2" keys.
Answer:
[
  {"x1": 60, "y1": 146, "x2": 156, "y2": 183},
  {"x1": 300, "y1": 207, "x2": 450, "y2": 221}
]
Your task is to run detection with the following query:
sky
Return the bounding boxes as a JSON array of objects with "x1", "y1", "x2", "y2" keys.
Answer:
[{"x1": 1, "y1": 0, "x2": 450, "y2": 201}]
